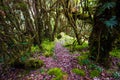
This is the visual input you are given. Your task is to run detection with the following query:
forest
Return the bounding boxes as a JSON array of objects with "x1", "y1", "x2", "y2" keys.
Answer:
[{"x1": 0, "y1": 0, "x2": 120, "y2": 80}]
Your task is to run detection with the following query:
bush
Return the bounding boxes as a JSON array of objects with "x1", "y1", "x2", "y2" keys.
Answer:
[
  {"x1": 72, "y1": 68, "x2": 85, "y2": 76},
  {"x1": 24, "y1": 58, "x2": 44, "y2": 69}
]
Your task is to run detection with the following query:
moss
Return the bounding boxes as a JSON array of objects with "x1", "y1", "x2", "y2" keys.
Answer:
[
  {"x1": 41, "y1": 40, "x2": 55, "y2": 56},
  {"x1": 48, "y1": 68, "x2": 66, "y2": 80},
  {"x1": 24, "y1": 58, "x2": 44, "y2": 69},
  {"x1": 31, "y1": 45, "x2": 40, "y2": 53},
  {"x1": 110, "y1": 49, "x2": 120, "y2": 58},
  {"x1": 90, "y1": 70, "x2": 101, "y2": 78},
  {"x1": 73, "y1": 42, "x2": 88, "y2": 51},
  {"x1": 72, "y1": 68, "x2": 85, "y2": 76}
]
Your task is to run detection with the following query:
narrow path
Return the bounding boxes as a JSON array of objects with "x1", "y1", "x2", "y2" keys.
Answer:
[{"x1": 38, "y1": 42, "x2": 81, "y2": 80}]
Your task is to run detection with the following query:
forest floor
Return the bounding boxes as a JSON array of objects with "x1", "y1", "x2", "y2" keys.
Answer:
[{"x1": 0, "y1": 42, "x2": 120, "y2": 80}]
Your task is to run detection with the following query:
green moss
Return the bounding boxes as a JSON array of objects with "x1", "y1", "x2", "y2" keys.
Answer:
[
  {"x1": 72, "y1": 68, "x2": 85, "y2": 76},
  {"x1": 25, "y1": 58, "x2": 44, "y2": 69},
  {"x1": 73, "y1": 42, "x2": 88, "y2": 50},
  {"x1": 90, "y1": 70, "x2": 101, "y2": 78},
  {"x1": 110, "y1": 49, "x2": 120, "y2": 58},
  {"x1": 48, "y1": 68, "x2": 65, "y2": 80},
  {"x1": 41, "y1": 40, "x2": 55, "y2": 56}
]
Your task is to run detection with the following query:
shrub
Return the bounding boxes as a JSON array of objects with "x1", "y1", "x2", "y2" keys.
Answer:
[
  {"x1": 24, "y1": 58, "x2": 44, "y2": 69},
  {"x1": 72, "y1": 68, "x2": 85, "y2": 76}
]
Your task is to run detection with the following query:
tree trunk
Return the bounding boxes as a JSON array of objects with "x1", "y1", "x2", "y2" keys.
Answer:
[{"x1": 89, "y1": 0, "x2": 117, "y2": 67}]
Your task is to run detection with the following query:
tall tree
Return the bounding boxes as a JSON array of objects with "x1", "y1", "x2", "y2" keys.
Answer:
[{"x1": 89, "y1": 0, "x2": 119, "y2": 67}]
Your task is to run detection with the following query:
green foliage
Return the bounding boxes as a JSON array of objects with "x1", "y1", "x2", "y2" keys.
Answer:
[
  {"x1": 89, "y1": 64, "x2": 102, "y2": 72},
  {"x1": 90, "y1": 70, "x2": 101, "y2": 78},
  {"x1": 66, "y1": 41, "x2": 88, "y2": 52},
  {"x1": 72, "y1": 68, "x2": 85, "y2": 76},
  {"x1": 73, "y1": 42, "x2": 88, "y2": 51},
  {"x1": 112, "y1": 72, "x2": 120, "y2": 79},
  {"x1": 25, "y1": 58, "x2": 44, "y2": 69},
  {"x1": 40, "y1": 68, "x2": 45, "y2": 74},
  {"x1": 77, "y1": 55, "x2": 90, "y2": 65},
  {"x1": 110, "y1": 49, "x2": 120, "y2": 58},
  {"x1": 98, "y1": 2, "x2": 116, "y2": 16},
  {"x1": 48, "y1": 68, "x2": 65, "y2": 80},
  {"x1": 103, "y1": 2, "x2": 116, "y2": 9},
  {"x1": 104, "y1": 16, "x2": 118, "y2": 28},
  {"x1": 41, "y1": 40, "x2": 55, "y2": 56}
]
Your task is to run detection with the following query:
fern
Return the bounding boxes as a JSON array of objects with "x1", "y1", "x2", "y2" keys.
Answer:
[
  {"x1": 97, "y1": 2, "x2": 116, "y2": 16},
  {"x1": 103, "y1": 2, "x2": 116, "y2": 9},
  {"x1": 104, "y1": 16, "x2": 118, "y2": 28}
]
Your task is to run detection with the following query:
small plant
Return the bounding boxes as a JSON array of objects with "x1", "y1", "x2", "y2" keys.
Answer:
[
  {"x1": 112, "y1": 72, "x2": 120, "y2": 79},
  {"x1": 77, "y1": 55, "x2": 90, "y2": 65},
  {"x1": 25, "y1": 58, "x2": 44, "y2": 69},
  {"x1": 40, "y1": 68, "x2": 45, "y2": 74},
  {"x1": 89, "y1": 64, "x2": 102, "y2": 72},
  {"x1": 90, "y1": 70, "x2": 101, "y2": 78},
  {"x1": 48, "y1": 68, "x2": 66, "y2": 80},
  {"x1": 72, "y1": 68, "x2": 85, "y2": 76}
]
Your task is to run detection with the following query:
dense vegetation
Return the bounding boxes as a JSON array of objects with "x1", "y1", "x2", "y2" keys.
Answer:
[{"x1": 0, "y1": 0, "x2": 120, "y2": 80}]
